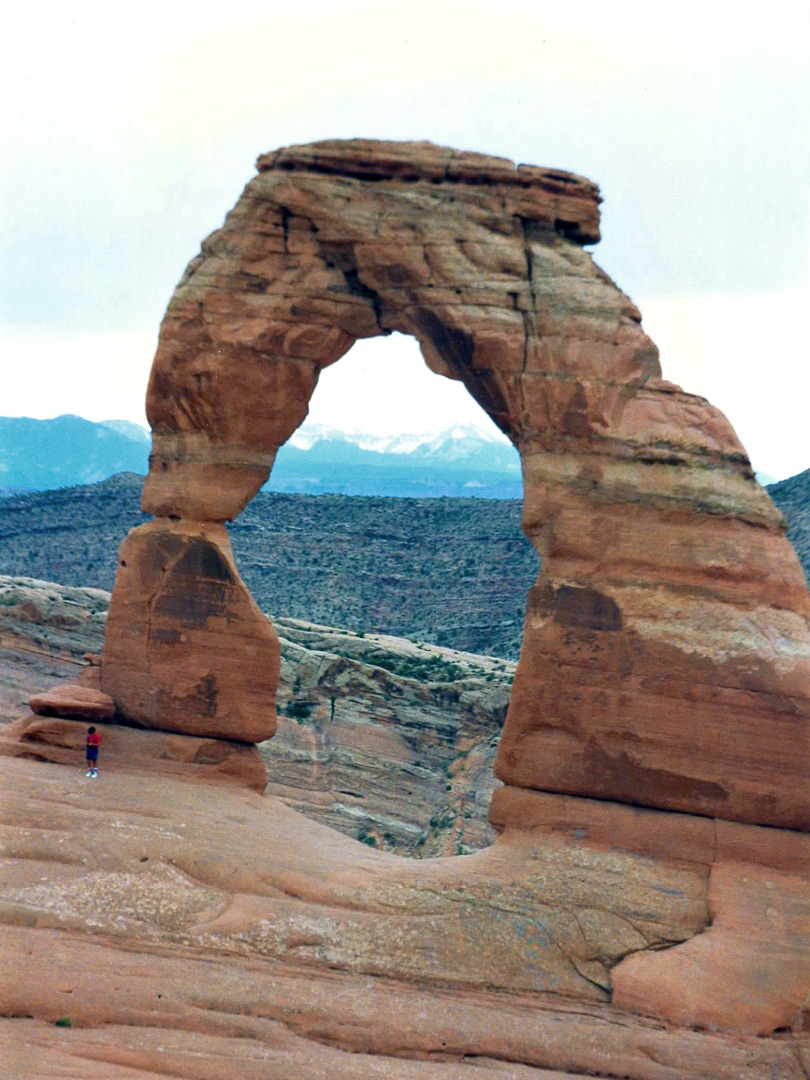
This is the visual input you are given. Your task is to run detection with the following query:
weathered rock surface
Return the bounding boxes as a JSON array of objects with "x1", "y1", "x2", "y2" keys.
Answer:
[
  {"x1": 2, "y1": 752, "x2": 809, "y2": 1079},
  {"x1": 29, "y1": 683, "x2": 115, "y2": 720},
  {"x1": 4, "y1": 588, "x2": 810, "y2": 1076},
  {"x1": 269, "y1": 617, "x2": 514, "y2": 855},
  {"x1": 99, "y1": 138, "x2": 810, "y2": 829},
  {"x1": 0, "y1": 715, "x2": 267, "y2": 792},
  {"x1": 0, "y1": 576, "x2": 109, "y2": 725},
  {"x1": 102, "y1": 520, "x2": 280, "y2": 741}
]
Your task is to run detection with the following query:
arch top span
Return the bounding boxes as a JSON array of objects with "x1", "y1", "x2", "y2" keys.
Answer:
[
  {"x1": 102, "y1": 140, "x2": 810, "y2": 831},
  {"x1": 256, "y1": 139, "x2": 603, "y2": 244},
  {"x1": 141, "y1": 138, "x2": 659, "y2": 522}
]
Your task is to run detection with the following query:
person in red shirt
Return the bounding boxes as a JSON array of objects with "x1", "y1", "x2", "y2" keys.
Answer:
[{"x1": 86, "y1": 726, "x2": 101, "y2": 778}]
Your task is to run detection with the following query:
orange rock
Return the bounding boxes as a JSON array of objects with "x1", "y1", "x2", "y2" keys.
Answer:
[
  {"x1": 98, "y1": 139, "x2": 810, "y2": 829},
  {"x1": 612, "y1": 862, "x2": 810, "y2": 1035},
  {"x1": 2, "y1": 752, "x2": 809, "y2": 1075},
  {"x1": 0, "y1": 715, "x2": 267, "y2": 792},
  {"x1": 29, "y1": 683, "x2": 115, "y2": 720},
  {"x1": 102, "y1": 519, "x2": 279, "y2": 742}
]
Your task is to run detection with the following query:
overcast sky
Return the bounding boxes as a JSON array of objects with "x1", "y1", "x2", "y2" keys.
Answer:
[{"x1": 2, "y1": 0, "x2": 808, "y2": 478}]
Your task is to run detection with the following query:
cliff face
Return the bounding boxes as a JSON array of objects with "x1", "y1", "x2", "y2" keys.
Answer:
[{"x1": 269, "y1": 618, "x2": 513, "y2": 856}]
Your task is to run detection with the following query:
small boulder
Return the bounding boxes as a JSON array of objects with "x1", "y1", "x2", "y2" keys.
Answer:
[{"x1": 29, "y1": 683, "x2": 115, "y2": 720}]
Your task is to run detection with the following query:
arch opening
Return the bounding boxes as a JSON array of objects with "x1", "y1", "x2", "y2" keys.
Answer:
[{"x1": 220, "y1": 331, "x2": 536, "y2": 858}]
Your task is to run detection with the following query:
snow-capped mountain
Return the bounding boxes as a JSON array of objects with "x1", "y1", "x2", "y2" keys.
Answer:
[
  {"x1": 99, "y1": 418, "x2": 152, "y2": 444},
  {"x1": 0, "y1": 416, "x2": 522, "y2": 498},
  {"x1": 272, "y1": 421, "x2": 522, "y2": 497},
  {"x1": 288, "y1": 421, "x2": 510, "y2": 456},
  {"x1": 1, "y1": 415, "x2": 806, "y2": 504}
]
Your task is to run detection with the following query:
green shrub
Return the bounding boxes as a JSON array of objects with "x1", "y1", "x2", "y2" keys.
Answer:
[{"x1": 284, "y1": 699, "x2": 313, "y2": 720}]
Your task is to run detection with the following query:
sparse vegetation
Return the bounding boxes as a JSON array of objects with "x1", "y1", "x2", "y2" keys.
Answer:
[
  {"x1": 284, "y1": 699, "x2": 314, "y2": 720},
  {"x1": 332, "y1": 648, "x2": 466, "y2": 683},
  {"x1": 0, "y1": 476, "x2": 539, "y2": 659}
]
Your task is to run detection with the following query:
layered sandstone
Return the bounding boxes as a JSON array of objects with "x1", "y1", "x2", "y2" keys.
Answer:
[
  {"x1": 269, "y1": 618, "x2": 513, "y2": 855},
  {"x1": 29, "y1": 684, "x2": 114, "y2": 720},
  {"x1": 100, "y1": 138, "x2": 810, "y2": 831},
  {"x1": 0, "y1": 714, "x2": 267, "y2": 792},
  {"x1": 2, "y1": 752, "x2": 809, "y2": 1078},
  {"x1": 17, "y1": 138, "x2": 807, "y2": 1073},
  {"x1": 0, "y1": 576, "x2": 109, "y2": 725},
  {"x1": 3, "y1": 575, "x2": 810, "y2": 1075},
  {"x1": 103, "y1": 520, "x2": 279, "y2": 741}
]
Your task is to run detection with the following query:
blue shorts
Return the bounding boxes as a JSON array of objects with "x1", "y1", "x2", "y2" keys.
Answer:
[{"x1": 86, "y1": 747, "x2": 99, "y2": 762}]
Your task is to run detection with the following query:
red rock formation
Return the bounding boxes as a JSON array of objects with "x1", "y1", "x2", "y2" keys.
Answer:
[
  {"x1": 2, "y1": 752, "x2": 809, "y2": 1077},
  {"x1": 100, "y1": 138, "x2": 810, "y2": 832},
  {"x1": 103, "y1": 520, "x2": 279, "y2": 742},
  {"x1": 29, "y1": 684, "x2": 114, "y2": 720}
]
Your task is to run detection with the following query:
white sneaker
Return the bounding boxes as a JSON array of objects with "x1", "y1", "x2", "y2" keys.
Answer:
[{"x1": 86, "y1": 770, "x2": 93, "y2": 777}]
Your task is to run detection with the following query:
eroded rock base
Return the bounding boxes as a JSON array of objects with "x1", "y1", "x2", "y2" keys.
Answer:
[
  {"x1": 0, "y1": 715, "x2": 267, "y2": 792},
  {"x1": 2, "y1": 753, "x2": 808, "y2": 1079}
]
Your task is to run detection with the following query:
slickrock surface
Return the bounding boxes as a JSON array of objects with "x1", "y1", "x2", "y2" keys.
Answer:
[
  {"x1": 0, "y1": 715, "x2": 267, "y2": 792},
  {"x1": 2, "y1": 752, "x2": 809, "y2": 1079},
  {"x1": 3, "y1": 580, "x2": 810, "y2": 1075},
  {"x1": 102, "y1": 137, "x2": 810, "y2": 829}
]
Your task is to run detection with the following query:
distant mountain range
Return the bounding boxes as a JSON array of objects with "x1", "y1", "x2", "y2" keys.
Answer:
[
  {"x1": 0, "y1": 415, "x2": 522, "y2": 498},
  {"x1": 277, "y1": 421, "x2": 521, "y2": 497},
  {"x1": 0, "y1": 414, "x2": 801, "y2": 502},
  {"x1": 0, "y1": 415, "x2": 151, "y2": 492}
]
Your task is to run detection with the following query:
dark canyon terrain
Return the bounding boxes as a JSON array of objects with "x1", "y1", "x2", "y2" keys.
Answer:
[{"x1": 0, "y1": 474, "x2": 539, "y2": 659}]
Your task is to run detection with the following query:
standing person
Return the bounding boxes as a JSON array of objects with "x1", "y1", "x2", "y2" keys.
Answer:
[{"x1": 86, "y1": 726, "x2": 101, "y2": 778}]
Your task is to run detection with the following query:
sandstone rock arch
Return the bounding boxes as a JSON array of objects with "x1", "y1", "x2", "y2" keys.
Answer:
[{"x1": 102, "y1": 139, "x2": 810, "y2": 830}]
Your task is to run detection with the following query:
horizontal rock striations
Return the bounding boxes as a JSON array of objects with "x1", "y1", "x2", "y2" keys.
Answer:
[
  {"x1": 3, "y1": 751, "x2": 809, "y2": 1076},
  {"x1": 268, "y1": 618, "x2": 514, "y2": 856},
  {"x1": 100, "y1": 138, "x2": 810, "y2": 830}
]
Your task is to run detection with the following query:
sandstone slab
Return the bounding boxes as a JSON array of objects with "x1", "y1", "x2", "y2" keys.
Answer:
[
  {"x1": 0, "y1": 715, "x2": 267, "y2": 792},
  {"x1": 612, "y1": 861, "x2": 810, "y2": 1035},
  {"x1": 2, "y1": 752, "x2": 809, "y2": 1078},
  {"x1": 29, "y1": 683, "x2": 115, "y2": 720}
]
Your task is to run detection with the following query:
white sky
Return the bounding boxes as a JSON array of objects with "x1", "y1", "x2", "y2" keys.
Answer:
[{"x1": 2, "y1": 0, "x2": 808, "y2": 479}]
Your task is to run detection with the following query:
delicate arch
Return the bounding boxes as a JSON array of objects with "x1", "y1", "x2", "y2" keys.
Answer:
[{"x1": 102, "y1": 140, "x2": 810, "y2": 830}]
